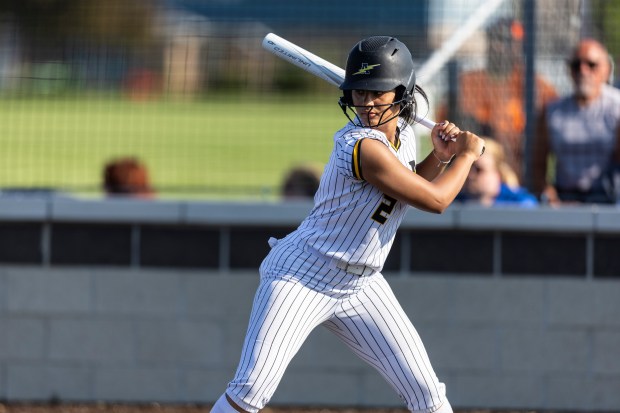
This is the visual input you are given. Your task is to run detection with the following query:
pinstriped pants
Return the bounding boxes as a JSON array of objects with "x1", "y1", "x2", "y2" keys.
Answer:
[{"x1": 225, "y1": 240, "x2": 448, "y2": 413}]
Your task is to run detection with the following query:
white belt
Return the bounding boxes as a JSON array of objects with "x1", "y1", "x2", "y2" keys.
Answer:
[{"x1": 335, "y1": 261, "x2": 376, "y2": 277}]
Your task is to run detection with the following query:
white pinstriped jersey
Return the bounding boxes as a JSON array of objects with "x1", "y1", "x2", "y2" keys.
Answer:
[
  {"x1": 225, "y1": 117, "x2": 450, "y2": 413},
  {"x1": 282, "y1": 117, "x2": 416, "y2": 272}
]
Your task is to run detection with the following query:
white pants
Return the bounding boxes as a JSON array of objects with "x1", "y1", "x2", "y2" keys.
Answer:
[{"x1": 223, "y1": 242, "x2": 449, "y2": 413}]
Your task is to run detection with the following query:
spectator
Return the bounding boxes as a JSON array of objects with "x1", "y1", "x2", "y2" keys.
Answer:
[
  {"x1": 102, "y1": 156, "x2": 154, "y2": 198},
  {"x1": 457, "y1": 17, "x2": 558, "y2": 179},
  {"x1": 457, "y1": 138, "x2": 537, "y2": 207},
  {"x1": 281, "y1": 163, "x2": 322, "y2": 199},
  {"x1": 532, "y1": 39, "x2": 620, "y2": 205}
]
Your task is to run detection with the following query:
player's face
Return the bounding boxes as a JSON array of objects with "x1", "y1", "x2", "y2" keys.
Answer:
[{"x1": 351, "y1": 89, "x2": 399, "y2": 128}]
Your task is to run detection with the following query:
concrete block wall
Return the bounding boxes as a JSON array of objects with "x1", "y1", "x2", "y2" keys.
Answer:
[
  {"x1": 0, "y1": 267, "x2": 256, "y2": 403},
  {"x1": 1, "y1": 266, "x2": 620, "y2": 411},
  {"x1": 1, "y1": 198, "x2": 619, "y2": 411}
]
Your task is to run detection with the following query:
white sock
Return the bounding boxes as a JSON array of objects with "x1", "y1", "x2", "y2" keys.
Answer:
[
  {"x1": 430, "y1": 399, "x2": 453, "y2": 413},
  {"x1": 210, "y1": 393, "x2": 241, "y2": 413}
]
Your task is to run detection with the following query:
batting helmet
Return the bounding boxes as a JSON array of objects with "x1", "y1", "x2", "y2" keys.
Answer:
[
  {"x1": 339, "y1": 36, "x2": 420, "y2": 126},
  {"x1": 340, "y1": 36, "x2": 415, "y2": 94}
]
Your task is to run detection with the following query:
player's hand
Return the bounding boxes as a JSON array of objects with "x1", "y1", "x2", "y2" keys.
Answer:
[
  {"x1": 453, "y1": 131, "x2": 485, "y2": 161},
  {"x1": 431, "y1": 120, "x2": 460, "y2": 161}
]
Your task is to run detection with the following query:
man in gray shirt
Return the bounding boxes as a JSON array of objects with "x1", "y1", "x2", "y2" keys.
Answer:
[{"x1": 532, "y1": 39, "x2": 620, "y2": 205}]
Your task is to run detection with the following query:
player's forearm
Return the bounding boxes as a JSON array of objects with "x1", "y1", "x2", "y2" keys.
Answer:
[
  {"x1": 428, "y1": 153, "x2": 476, "y2": 203},
  {"x1": 416, "y1": 153, "x2": 450, "y2": 181},
  {"x1": 403, "y1": 153, "x2": 476, "y2": 214}
]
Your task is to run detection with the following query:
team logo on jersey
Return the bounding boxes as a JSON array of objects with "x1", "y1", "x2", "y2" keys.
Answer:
[{"x1": 353, "y1": 63, "x2": 381, "y2": 75}]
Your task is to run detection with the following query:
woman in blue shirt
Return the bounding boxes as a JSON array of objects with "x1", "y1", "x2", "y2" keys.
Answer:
[{"x1": 457, "y1": 138, "x2": 537, "y2": 207}]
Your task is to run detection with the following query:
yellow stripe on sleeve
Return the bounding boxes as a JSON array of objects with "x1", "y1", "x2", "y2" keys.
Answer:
[{"x1": 352, "y1": 139, "x2": 364, "y2": 180}]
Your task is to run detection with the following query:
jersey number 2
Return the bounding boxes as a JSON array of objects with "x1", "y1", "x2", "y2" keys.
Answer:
[{"x1": 371, "y1": 195, "x2": 397, "y2": 224}]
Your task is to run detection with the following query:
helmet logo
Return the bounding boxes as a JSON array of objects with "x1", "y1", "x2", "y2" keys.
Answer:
[{"x1": 353, "y1": 63, "x2": 381, "y2": 75}]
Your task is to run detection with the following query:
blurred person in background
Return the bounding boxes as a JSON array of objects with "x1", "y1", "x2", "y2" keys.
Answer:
[
  {"x1": 532, "y1": 39, "x2": 620, "y2": 205},
  {"x1": 280, "y1": 163, "x2": 322, "y2": 199},
  {"x1": 103, "y1": 156, "x2": 154, "y2": 198},
  {"x1": 457, "y1": 17, "x2": 558, "y2": 180},
  {"x1": 456, "y1": 138, "x2": 537, "y2": 207}
]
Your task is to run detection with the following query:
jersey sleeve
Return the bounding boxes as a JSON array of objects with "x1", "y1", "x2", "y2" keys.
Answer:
[{"x1": 334, "y1": 129, "x2": 389, "y2": 181}]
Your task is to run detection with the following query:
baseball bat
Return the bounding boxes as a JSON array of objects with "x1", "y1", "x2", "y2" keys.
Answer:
[{"x1": 262, "y1": 33, "x2": 437, "y2": 130}]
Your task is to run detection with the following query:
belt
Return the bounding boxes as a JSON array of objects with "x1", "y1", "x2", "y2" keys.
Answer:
[{"x1": 335, "y1": 261, "x2": 376, "y2": 277}]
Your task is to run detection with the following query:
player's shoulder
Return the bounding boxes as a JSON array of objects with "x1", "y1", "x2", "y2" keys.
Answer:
[{"x1": 334, "y1": 122, "x2": 385, "y2": 145}]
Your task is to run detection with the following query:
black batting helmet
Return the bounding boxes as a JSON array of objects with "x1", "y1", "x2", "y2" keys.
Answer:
[
  {"x1": 340, "y1": 36, "x2": 416, "y2": 94},
  {"x1": 339, "y1": 36, "x2": 422, "y2": 126}
]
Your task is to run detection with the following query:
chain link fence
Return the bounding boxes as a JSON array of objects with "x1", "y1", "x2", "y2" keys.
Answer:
[{"x1": 0, "y1": 0, "x2": 616, "y2": 199}]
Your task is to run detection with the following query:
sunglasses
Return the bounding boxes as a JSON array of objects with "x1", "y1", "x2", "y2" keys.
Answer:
[{"x1": 569, "y1": 58, "x2": 599, "y2": 71}]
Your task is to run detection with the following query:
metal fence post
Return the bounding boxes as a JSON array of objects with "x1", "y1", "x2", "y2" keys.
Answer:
[{"x1": 523, "y1": 0, "x2": 537, "y2": 190}]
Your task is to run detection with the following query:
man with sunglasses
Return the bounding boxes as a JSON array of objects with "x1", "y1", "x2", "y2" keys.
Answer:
[{"x1": 532, "y1": 39, "x2": 620, "y2": 205}]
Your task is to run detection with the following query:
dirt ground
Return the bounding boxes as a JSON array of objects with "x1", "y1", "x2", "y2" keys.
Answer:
[{"x1": 0, "y1": 403, "x2": 565, "y2": 413}]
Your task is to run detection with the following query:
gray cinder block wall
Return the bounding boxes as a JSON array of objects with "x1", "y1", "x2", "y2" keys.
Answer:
[
  {"x1": 1, "y1": 267, "x2": 620, "y2": 411},
  {"x1": 0, "y1": 199, "x2": 619, "y2": 411}
]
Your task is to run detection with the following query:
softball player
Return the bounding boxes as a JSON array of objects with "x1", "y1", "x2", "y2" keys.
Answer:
[{"x1": 211, "y1": 36, "x2": 485, "y2": 413}]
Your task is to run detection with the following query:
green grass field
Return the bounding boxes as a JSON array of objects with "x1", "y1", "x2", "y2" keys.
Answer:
[{"x1": 0, "y1": 93, "x2": 432, "y2": 199}]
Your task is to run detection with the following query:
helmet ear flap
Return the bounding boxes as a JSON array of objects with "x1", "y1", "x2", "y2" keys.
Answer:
[
  {"x1": 396, "y1": 86, "x2": 416, "y2": 125},
  {"x1": 395, "y1": 86, "x2": 413, "y2": 104},
  {"x1": 404, "y1": 89, "x2": 414, "y2": 104},
  {"x1": 340, "y1": 90, "x2": 353, "y2": 106}
]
